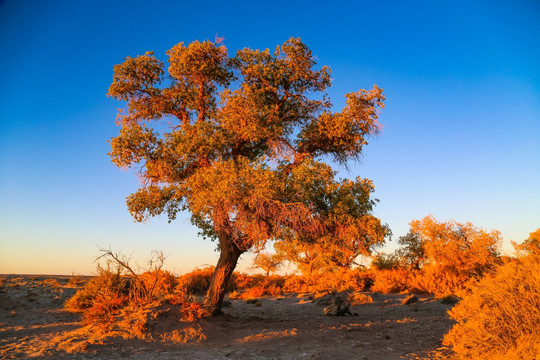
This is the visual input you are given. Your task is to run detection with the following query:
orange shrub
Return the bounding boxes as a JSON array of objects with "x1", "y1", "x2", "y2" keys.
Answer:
[
  {"x1": 283, "y1": 269, "x2": 373, "y2": 294},
  {"x1": 139, "y1": 269, "x2": 177, "y2": 297},
  {"x1": 67, "y1": 264, "x2": 203, "y2": 331},
  {"x1": 234, "y1": 275, "x2": 285, "y2": 299},
  {"x1": 230, "y1": 272, "x2": 256, "y2": 290},
  {"x1": 240, "y1": 286, "x2": 267, "y2": 300},
  {"x1": 176, "y1": 266, "x2": 215, "y2": 295},
  {"x1": 167, "y1": 293, "x2": 205, "y2": 322},
  {"x1": 371, "y1": 269, "x2": 411, "y2": 293},
  {"x1": 82, "y1": 293, "x2": 127, "y2": 327},
  {"x1": 444, "y1": 250, "x2": 540, "y2": 359},
  {"x1": 65, "y1": 267, "x2": 131, "y2": 312},
  {"x1": 410, "y1": 265, "x2": 474, "y2": 298}
]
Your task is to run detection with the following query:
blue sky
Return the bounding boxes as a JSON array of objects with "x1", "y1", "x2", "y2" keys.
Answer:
[{"x1": 1, "y1": 0, "x2": 538, "y2": 275}]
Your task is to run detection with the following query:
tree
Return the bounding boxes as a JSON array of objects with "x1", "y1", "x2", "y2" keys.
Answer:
[
  {"x1": 252, "y1": 252, "x2": 282, "y2": 276},
  {"x1": 396, "y1": 231, "x2": 425, "y2": 270},
  {"x1": 108, "y1": 37, "x2": 388, "y2": 316},
  {"x1": 514, "y1": 228, "x2": 540, "y2": 257},
  {"x1": 275, "y1": 177, "x2": 390, "y2": 274},
  {"x1": 409, "y1": 215, "x2": 501, "y2": 276}
]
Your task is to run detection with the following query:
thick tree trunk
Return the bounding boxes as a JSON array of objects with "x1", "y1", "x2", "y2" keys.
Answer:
[{"x1": 203, "y1": 238, "x2": 244, "y2": 316}]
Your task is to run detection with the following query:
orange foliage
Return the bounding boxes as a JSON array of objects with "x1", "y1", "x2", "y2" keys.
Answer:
[
  {"x1": 66, "y1": 262, "x2": 203, "y2": 336},
  {"x1": 282, "y1": 269, "x2": 373, "y2": 294},
  {"x1": 176, "y1": 266, "x2": 215, "y2": 295},
  {"x1": 410, "y1": 215, "x2": 501, "y2": 277},
  {"x1": 371, "y1": 269, "x2": 411, "y2": 293},
  {"x1": 410, "y1": 265, "x2": 473, "y2": 298},
  {"x1": 108, "y1": 37, "x2": 387, "y2": 315},
  {"x1": 376, "y1": 216, "x2": 504, "y2": 298},
  {"x1": 444, "y1": 235, "x2": 540, "y2": 359}
]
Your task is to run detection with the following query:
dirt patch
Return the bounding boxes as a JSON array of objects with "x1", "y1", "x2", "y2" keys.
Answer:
[{"x1": 0, "y1": 275, "x2": 455, "y2": 359}]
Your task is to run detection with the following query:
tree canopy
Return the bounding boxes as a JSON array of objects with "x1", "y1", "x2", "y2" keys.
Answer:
[
  {"x1": 108, "y1": 37, "x2": 388, "y2": 315},
  {"x1": 407, "y1": 215, "x2": 501, "y2": 276}
]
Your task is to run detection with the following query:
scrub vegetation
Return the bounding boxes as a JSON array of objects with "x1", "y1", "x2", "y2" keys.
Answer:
[
  {"x1": 24, "y1": 37, "x2": 535, "y2": 359},
  {"x1": 61, "y1": 226, "x2": 540, "y2": 359}
]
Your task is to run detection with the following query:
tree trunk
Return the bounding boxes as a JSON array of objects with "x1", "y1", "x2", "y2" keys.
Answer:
[{"x1": 203, "y1": 237, "x2": 244, "y2": 316}]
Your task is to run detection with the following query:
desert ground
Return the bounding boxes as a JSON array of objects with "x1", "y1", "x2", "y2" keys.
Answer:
[{"x1": 0, "y1": 275, "x2": 455, "y2": 359}]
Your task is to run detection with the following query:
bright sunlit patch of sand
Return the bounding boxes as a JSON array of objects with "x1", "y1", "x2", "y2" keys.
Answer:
[
  {"x1": 238, "y1": 328, "x2": 298, "y2": 343},
  {"x1": 396, "y1": 317, "x2": 417, "y2": 324}
]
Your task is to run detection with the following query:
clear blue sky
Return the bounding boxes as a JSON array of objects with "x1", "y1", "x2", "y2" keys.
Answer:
[{"x1": 1, "y1": 0, "x2": 538, "y2": 275}]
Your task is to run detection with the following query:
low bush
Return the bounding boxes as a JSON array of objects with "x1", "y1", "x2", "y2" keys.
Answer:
[
  {"x1": 66, "y1": 274, "x2": 87, "y2": 288},
  {"x1": 176, "y1": 266, "x2": 214, "y2": 295},
  {"x1": 410, "y1": 265, "x2": 475, "y2": 298},
  {"x1": 65, "y1": 249, "x2": 204, "y2": 342},
  {"x1": 371, "y1": 269, "x2": 411, "y2": 293},
  {"x1": 232, "y1": 275, "x2": 285, "y2": 299},
  {"x1": 283, "y1": 269, "x2": 373, "y2": 294},
  {"x1": 444, "y1": 248, "x2": 540, "y2": 359}
]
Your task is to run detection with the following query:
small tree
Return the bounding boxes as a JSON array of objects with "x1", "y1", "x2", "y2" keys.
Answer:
[
  {"x1": 396, "y1": 231, "x2": 424, "y2": 270},
  {"x1": 514, "y1": 228, "x2": 540, "y2": 256},
  {"x1": 252, "y1": 252, "x2": 282, "y2": 276},
  {"x1": 409, "y1": 215, "x2": 501, "y2": 277},
  {"x1": 108, "y1": 37, "x2": 387, "y2": 315}
]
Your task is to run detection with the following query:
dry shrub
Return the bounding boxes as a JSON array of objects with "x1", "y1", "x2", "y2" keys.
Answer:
[
  {"x1": 66, "y1": 275, "x2": 87, "y2": 288},
  {"x1": 230, "y1": 272, "x2": 256, "y2": 290},
  {"x1": 65, "y1": 249, "x2": 205, "y2": 343},
  {"x1": 42, "y1": 278, "x2": 61, "y2": 288},
  {"x1": 228, "y1": 290, "x2": 241, "y2": 299},
  {"x1": 140, "y1": 269, "x2": 177, "y2": 296},
  {"x1": 283, "y1": 269, "x2": 373, "y2": 294},
  {"x1": 371, "y1": 269, "x2": 411, "y2": 293},
  {"x1": 234, "y1": 275, "x2": 285, "y2": 299},
  {"x1": 176, "y1": 266, "x2": 214, "y2": 295},
  {"x1": 241, "y1": 286, "x2": 266, "y2": 300},
  {"x1": 444, "y1": 253, "x2": 540, "y2": 359},
  {"x1": 410, "y1": 265, "x2": 475, "y2": 298},
  {"x1": 65, "y1": 265, "x2": 131, "y2": 313}
]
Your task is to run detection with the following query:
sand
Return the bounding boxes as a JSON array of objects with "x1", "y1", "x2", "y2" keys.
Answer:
[{"x1": 0, "y1": 275, "x2": 455, "y2": 359}]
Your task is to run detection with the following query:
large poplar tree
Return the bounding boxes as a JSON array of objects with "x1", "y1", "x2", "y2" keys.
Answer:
[{"x1": 108, "y1": 37, "x2": 388, "y2": 316}]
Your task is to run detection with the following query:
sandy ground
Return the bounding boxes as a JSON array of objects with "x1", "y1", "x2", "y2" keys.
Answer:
[{"x1": 0, "y1": 275, "x2": 455, "y2": 359}]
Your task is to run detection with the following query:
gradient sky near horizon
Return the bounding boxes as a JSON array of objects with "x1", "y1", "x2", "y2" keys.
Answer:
[{"x1": 1, "y1": 0, "x2": 539, "y2": 275}]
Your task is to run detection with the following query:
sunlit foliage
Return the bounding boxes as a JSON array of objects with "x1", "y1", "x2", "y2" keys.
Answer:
[
  {"x1": 64, "y1": 250, "x2": 205, "y2": 342},
  {"x1": 252, "y1": 252, "x2": 283, "y2": 276},
  {"x1": 108, "y1": 37, "x2": 388, "y2": 315},
  {"x1": 410, "y1": 215, "x2": 501, "y2": 277},
  {"x1": 444, "y1": 229, "x2": 540, "y2": 359},
  {"x1": 372, "y1": 216, "x2": 502, "y2": 297}
]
